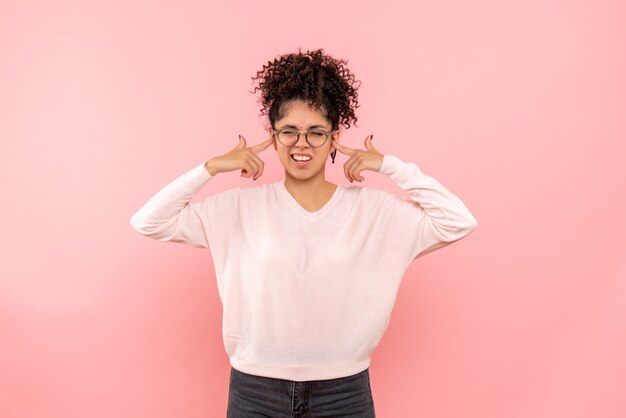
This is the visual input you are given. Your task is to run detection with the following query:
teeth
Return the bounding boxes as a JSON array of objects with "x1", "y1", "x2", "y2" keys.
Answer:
[{"x1": 292, "y1": 155, "x2": 312, "y2": 162}]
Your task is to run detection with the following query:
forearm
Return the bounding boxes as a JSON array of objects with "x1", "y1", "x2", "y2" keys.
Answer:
[
  {"x1": 380, "y1": 154, "x2": 478, "y2": 241},
  {"x1": 129, "y1": 161, "x2": 214, "y2": 247}
]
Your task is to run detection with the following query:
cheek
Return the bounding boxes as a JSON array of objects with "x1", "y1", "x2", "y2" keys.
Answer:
[
  {"x1": 318, "y1": 147, "x2": 331, "y2": 159},
  {"x1": 279, "y1": 150, "x2": 292, "y2": 164}
]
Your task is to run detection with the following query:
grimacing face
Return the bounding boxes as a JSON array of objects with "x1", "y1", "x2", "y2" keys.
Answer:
[{"x1": 271, "y1": 99, "x2": 339, "y2": 182}]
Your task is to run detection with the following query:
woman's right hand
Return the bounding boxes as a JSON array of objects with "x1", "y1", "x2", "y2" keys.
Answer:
[{"x1": 204, "y1": 134, "x2": 275, "y2": 180}]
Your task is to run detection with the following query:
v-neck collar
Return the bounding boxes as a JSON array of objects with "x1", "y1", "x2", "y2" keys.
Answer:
[{"x1": 277, "y1": 181, "x2": 343, "y2": 221}]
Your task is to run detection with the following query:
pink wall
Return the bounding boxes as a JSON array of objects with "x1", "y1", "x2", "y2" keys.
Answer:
[{"x1": 2, "y1": 0, "x2": 625, "y2": 417}]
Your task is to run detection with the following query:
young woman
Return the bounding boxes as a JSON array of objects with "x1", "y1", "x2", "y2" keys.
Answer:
[{"x1": 130, "y1": 48, "x2": 477, "y2": 417}]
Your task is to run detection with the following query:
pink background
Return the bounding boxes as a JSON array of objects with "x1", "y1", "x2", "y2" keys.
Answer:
[{"x1": 2, "y1": 0, "x2": 625, "y2": 417}]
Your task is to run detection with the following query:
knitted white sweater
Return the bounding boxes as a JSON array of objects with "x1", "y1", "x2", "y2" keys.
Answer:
[{"x1": 130, "y1": 154, "x2": 477, "y2": 381}]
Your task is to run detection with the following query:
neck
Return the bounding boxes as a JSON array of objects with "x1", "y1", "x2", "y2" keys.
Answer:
[{"x1": 283, "y1": 171, "x2": 335, "y2": 204}]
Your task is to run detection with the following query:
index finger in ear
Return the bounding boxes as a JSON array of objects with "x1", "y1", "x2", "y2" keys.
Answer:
[
  {"x1": 332, "y1": 139, "x2": 356, "y2": 156},
  {"x1": 252, "y1": 136, "x2": 275, "y2": 154}
]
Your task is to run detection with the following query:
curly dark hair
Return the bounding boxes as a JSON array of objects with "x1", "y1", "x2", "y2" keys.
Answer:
[{"x1": 250, "y1": 48, "x2": 361, "y2": 131}]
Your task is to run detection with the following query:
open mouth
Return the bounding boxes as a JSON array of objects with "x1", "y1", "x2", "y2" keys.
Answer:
[{"x1": 291, "y1": 154, "x2": 312, "y2": 164}]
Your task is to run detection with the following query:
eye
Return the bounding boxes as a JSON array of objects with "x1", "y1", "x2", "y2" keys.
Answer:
[
  {"x1": 308, "y1": 130, "x2": 325, "y2": 137},
  {"x1": 281, "y1": 129, "x2": 297, "y2": 136}
]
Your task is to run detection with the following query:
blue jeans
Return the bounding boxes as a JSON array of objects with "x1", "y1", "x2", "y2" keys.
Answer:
[{"x1": 227, "y1": 366, "x2": 376, "y2": 417}]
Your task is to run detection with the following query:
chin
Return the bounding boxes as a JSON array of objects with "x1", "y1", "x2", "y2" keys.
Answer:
[
  {"x1": 285, "y1": 167, "x2": 322, "y2": 180},
  {"x1": 287, "y1": 170, "x2": 315, "y2": 180},
  {"x1": 280, "y1": 155, "x2": 326, "y2": 180}
]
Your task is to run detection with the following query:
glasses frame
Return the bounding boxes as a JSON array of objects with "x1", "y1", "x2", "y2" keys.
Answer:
[{"x1": 271, "y1": 127, "x2": 338, "y2": 148}]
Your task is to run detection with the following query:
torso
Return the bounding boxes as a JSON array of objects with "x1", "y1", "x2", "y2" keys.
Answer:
[{"x1": 286, "y1": 183, "x2": 338, "y2": 213}]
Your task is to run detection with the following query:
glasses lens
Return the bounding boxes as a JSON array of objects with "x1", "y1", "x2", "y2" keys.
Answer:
[
  {"x1": 306, "y1": 130, "x2": 327, "y2": 147},
  {"x1": 276, "y1": 129, "x2": 329, "y2": 147},
  {"x1": 277, "y1": 130, "x2": 297, "y2": 146}
]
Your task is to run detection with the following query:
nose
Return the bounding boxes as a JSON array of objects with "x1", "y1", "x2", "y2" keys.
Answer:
[{"x1": 293, "y1": 132, "x2": 309, "y2": 148}]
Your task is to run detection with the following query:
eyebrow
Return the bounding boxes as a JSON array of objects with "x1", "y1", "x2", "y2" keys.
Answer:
[{"x1": 277, "y1": 124, "x2": 329, "y2": 129}]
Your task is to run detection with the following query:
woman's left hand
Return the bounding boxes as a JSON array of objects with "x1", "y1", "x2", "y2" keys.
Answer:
[{"x1": 332, "y1": 135, "x2": 384, "y2": 183}]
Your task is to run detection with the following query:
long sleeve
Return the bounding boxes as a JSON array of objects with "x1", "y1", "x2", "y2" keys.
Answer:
[
  {"x1": 378, "y1": 154, "x2": 478, "y2": 261},
  {"x1": 129, "y1": 161, "x2": 215, "y2": 249}
]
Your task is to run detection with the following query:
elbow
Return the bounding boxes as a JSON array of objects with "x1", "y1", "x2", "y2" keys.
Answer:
[
  {"x1": 466, "y1": 215, "x2": 478, "y2": 233},
  {"x1": 129, "y1": 212, "x2": 150, "y2": 235},
  {"x1": 459, "y1": 215, "x2": 478, "y2": 238},
  {"x1": 129, "y1": 212, "x2": 173, "y2": 239},
  {"x1": 438, "y1": 215, "x2": 477, "y2": 243}
]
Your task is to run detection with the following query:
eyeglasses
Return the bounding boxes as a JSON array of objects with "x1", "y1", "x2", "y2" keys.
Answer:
[{"x1": 272, "y1": 127, "x2": 338, "y2": 148}]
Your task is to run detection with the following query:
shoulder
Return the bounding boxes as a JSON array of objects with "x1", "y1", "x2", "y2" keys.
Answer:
[
  {"x1": 341, "y1": 184, "x2": 402, "y2": 207},
  {"x1": 202, "y1": 182, "x2": 274, "y2": 206},
  {"x1": 218, "y1": 181, "x2": 277, "y2": 195}
]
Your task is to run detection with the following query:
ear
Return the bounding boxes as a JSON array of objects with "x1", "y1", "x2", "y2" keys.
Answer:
[
  {"x1": 330, "y1": 130, "x2": 340, "y2": 153},
  {"x1": 268, "y1": 128, "x2": 277, "y2": 150}
]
